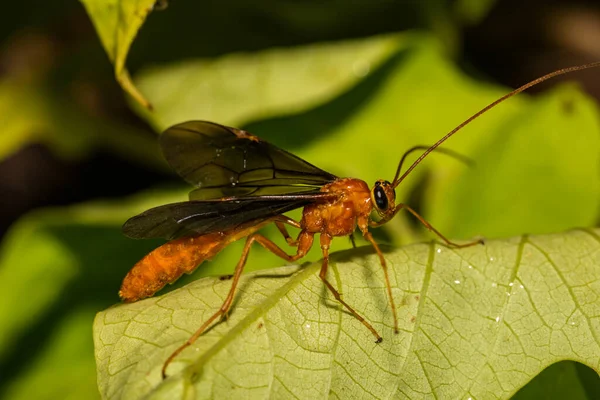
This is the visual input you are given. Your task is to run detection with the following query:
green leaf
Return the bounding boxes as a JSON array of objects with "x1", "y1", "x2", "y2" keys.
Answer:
[
  {"x1": 0, "y1": 194, "x2": 182, "y2": 400},
  {"x1": 0, "y1": 189, "x2": 193, "y2": 358},
  {"x1": 3, "y1": 310, "x2": 101, "y2": 400},
  {"x1": 427, "y1": 84, "x2": 600, "y2": 240},
  {"x1": 79, "y1": 0, "x2": 155, "y2": 109},
  {"x1": 94, "y1": 228, "x2": 600, "y2": 399},
  {"x1": 454, "y1": 0, "x2": 499, "y2": 25},
  {"x1": 133, "y1": 34, "x2": 406, "y2": 130},
  {"x1": 512, "y1": 361, "x2": 595, "y2": 400}
]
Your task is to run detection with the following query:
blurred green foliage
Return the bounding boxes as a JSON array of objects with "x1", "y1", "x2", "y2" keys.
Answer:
[{"x1": 0, "y1": 0, "x2": 598, "y2": 399}]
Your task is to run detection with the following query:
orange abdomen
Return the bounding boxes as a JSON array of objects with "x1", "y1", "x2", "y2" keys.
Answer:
[{"x1": 119, "y1": 233, "x2": 227, "y2": 302}]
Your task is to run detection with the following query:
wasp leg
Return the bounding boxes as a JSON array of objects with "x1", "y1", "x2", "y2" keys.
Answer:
[
  {"x1": 161, "y1": 225, "x2": 314, "y2": 379},
  {"x1": 362, "y1": 230, "x2": 399, "y2": 334},
  {"x1": 371, "y1": 203, "x2": 484, "y2": 248},
  {"x1": 399, "y1": 203, "x2": 483, "y2": 248},
  {"x1": 349, "y1": 232, "x2": 357, "y2": 249},
  {"x1": 318, "y1": 234, "x2": 382, "y2": 343},
  {"x1": 274, "y1": 216, "x2": 301, "y2": 247}
]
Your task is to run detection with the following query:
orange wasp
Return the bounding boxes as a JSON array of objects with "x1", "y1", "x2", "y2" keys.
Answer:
[{"x1": 120, "y1": 62, "x2": 599, "y2": 378}]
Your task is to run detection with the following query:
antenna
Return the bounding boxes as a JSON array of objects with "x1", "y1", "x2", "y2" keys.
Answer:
[{"x1": 392, "y1": 62, "x2": 600, "y2": 188}]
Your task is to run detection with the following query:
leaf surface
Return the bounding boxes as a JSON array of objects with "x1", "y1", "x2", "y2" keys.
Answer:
[
  {"x1": 95, "y1": 229, "x2": 600, "y2": 399},
  {"x1": 133, "y1": 34, "x2": 404, "y2": 130}
]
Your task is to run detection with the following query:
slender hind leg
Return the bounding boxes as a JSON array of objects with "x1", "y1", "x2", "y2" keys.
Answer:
[
  {"x1": 318, "y1": 234, "x2": 382, "y2": 342},
  {"x1": 362, "y1": 230, "x2": 399, "y2": 334},
  {"x1": 162, "y1": 226, "x2": 314, "y2": 379}
]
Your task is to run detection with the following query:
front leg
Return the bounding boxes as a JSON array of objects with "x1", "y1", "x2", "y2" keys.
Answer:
[
  {"x1": 318, "y1": 233, "x2": 382, "y2": 342},
  {"x1": 359, "y1": 226, "x2": 399, "y2": 334},
  {"x1": 369, "y1": 203, "x2": 484, "y2": 248}
]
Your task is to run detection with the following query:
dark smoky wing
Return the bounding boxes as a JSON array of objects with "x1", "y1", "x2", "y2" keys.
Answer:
[
  {"x1": 122, "y1": 197, "x2": 318, "y2": 240},
  {"x1": 160, "y1": 121, "x2": 337, "y2": 199},
  {"x1": 122, "y1": 202, "x2": 198, "y2": 240},
  {"x1": 188, "y1": 185, "x2": 325, "y2": 200}
]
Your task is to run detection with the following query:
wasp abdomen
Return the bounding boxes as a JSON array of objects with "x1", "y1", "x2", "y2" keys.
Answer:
[{"x1": 119, "y1": 233, "x2": 227, "y2": 302}]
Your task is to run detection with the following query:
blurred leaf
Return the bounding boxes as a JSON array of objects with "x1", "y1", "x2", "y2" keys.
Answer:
[
  {"x1": 454, "y1": 0, "x2": 499, "y2": 25},
  {"x1": 79, "y1": 0, "x2": 155, "y2": 109},
  {"x1": 3, "y1": 310, "x2": 100, "y2": 400},
  {"x1": 0, "y1": 188, "x2": 191, "y2": 355},
  {"x1": 0, "y1": 79, "x2": 160, "y2": 168},
  {"x1": 113, "y1": 1, "x2": 455, "y2": 69},
  {"x1": 0, "y1": 80, "x2": 90, "y2": 161},
  {"x1": 133, "y1": 34, "x2": 406, "y2": 130},
  {"x1": 512, "y1": 361, "x2": 595, "y2": 400},
  {"x1": 95, "y1": 228, "x2": 600, "y2": 399},
  {"x1": 0, "y1": 193, "x2": 183, "y2": 399},
  {"x1": 428, "y1": 84, "x2": 600, "y2": 240}
]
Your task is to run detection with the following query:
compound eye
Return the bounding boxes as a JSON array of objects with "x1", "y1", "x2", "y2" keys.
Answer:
[{"x1": 374, "y1": 186, "x2": 388, "y2": 211}]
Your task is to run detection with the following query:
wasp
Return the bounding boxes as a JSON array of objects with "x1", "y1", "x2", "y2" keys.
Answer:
[{"x1": 119, "y1": 62, "x2": 599, "y2": 378}]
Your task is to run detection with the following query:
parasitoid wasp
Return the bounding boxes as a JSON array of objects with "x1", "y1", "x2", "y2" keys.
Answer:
[{"x1": 120, "y1": 62, "x2": 600, "y2": 378}]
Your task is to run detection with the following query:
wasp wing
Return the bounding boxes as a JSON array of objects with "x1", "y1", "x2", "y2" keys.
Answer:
[
  {"x1": 160, "y1": 121, "x2": 337, "y2": 200},
  {"x1": 122, "y1": 194, "x2": 331, "y2": 240}
]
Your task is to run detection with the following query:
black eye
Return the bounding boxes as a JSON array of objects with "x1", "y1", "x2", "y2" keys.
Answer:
[{"x1": 374, "y1": 186, "x2": 388, "y2": 211}]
